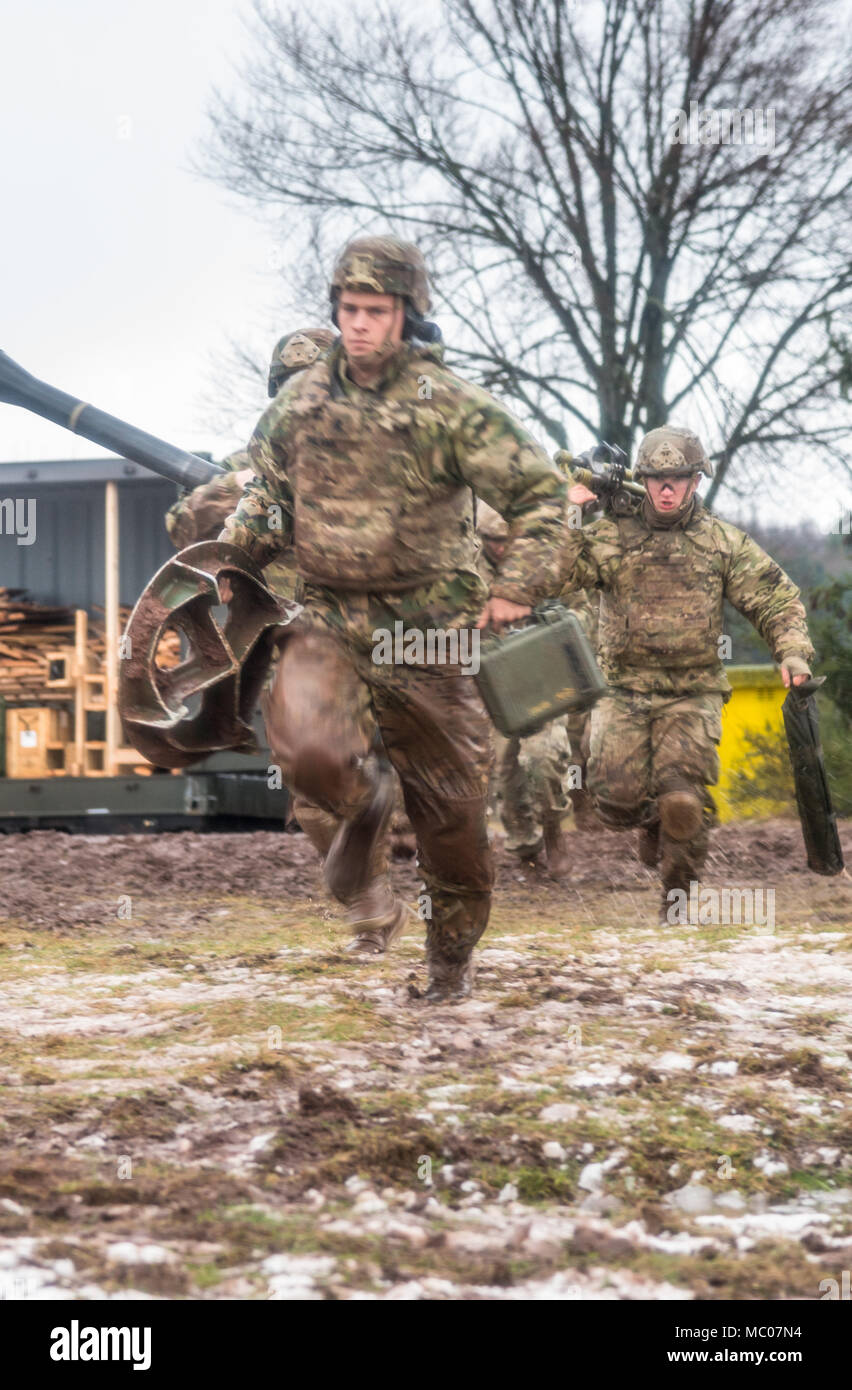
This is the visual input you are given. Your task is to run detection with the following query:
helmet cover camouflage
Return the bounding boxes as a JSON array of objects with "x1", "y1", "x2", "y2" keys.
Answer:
[
  {"x1": 476, "y1": 501, "x2": 509, "y2": 540},
  {"x1": 330, "y1": 236, "x2": 431, "y2": 315},
  {"x1": 268, "y1": 327, "x2": 336, "y2": 397},
  {"x1": 634, "y1": 426, "x2": 714, "y2": 479}
]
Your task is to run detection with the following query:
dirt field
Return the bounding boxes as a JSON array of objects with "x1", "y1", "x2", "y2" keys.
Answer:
[{"x1": 1, "y1": 818, "x2": 850, "y2": 1301}]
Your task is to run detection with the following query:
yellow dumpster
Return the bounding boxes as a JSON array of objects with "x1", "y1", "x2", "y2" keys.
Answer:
[{"x1": 717, "y1": 664, "x2": 790, "y2": 822}]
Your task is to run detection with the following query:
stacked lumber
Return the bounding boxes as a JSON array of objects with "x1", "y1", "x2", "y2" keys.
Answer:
[
  {"x1": 0, "y1": 588, "x2": 75, "y2": 699},
  {"x1": 0, "y1": 588, "x2": 184, "y2": 775}
]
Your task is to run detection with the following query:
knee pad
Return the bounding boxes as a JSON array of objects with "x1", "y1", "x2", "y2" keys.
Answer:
[{"x1": 658, "y1": 789, "x2": 704, "y2": 842}]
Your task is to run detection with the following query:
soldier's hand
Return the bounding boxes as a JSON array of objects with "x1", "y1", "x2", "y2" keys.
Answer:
[
  {"x1": 218, "y1": 577, "x2": 234, "y2": 604},
  {"x1": 568, "y1": 483, "x2": 597, "y2": 507},
  {"x1": 476, "y1": 597, "x2": 532, "y2": 631},
  {"x1": 781, "y1": 662, "x2": 811, "y2": 688}
]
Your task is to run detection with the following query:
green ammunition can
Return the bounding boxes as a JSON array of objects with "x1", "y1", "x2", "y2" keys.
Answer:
[{"x1": 475, "y1": 604, "x2": 606, "y2": 737}]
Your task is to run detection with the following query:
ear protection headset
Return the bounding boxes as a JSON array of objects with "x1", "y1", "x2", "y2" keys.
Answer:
[{"x1": 403, "y1": 306, "x2": 443, "y2": 343}]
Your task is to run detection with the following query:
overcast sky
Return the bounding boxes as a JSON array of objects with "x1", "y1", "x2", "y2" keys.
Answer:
[
  {"x1": 1, "y1": 0, "x2": 281, "y2": 466},
  {"x1": 1, "y1": 0, "x2": 849, "y2": 535}
]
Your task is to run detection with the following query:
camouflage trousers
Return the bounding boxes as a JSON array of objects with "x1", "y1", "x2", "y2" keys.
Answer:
[
  {"x1": 497, "y1": 719, "x2": 573, "y2": 855},
  {"x1": 262, "y1": 623, "x2": 494, "y2": 959},
  {"x1": 587, "y1": 689, "x2": 724, "y2": 885},
  {"x1": 561, "y1": 706, "x2": 591, "y2": 768}
]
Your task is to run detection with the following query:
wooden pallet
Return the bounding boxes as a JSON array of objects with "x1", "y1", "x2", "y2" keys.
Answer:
[{"x1": 0, "y1": 590, "x2": 155, "y2": 777}]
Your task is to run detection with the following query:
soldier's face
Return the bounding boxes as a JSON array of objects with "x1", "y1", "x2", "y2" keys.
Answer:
[
  {"x1": 338, "y1": 291, "x2": 405, "y2": 360},
  {"x1": 645, "y1": 474, "x2": 699, "y2": 513}
]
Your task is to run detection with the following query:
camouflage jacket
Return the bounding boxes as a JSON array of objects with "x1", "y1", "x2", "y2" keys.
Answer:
[
  {"x1": 165, "y1": 451, "x2": 248, "y2": 551},
  {"x1": 165, "y1": 451, "x2": 301, "y2": 602},
  {"x1": 477, "y1": 539, "x2": 598, "y2": 639},
  {"x1": 220, "y1": 341, "x2": 565, "y2": 620},
  {"x1": 560, "y1": 500, "x2": 813, "y2": 696}
]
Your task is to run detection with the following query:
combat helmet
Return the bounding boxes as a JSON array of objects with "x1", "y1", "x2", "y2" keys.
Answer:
[
  {"x1": 268, "y1": 327, "x2": 336, "y2": 397},
  {"x1": 476, "y1": 501, "x2": 509, "y2": 539},
  {"x1": 634, "y1": 426, "x2": 714, "y2": 479},
  {"x1": 329, "y1": 236, "x2": 432, "y2": 316}
]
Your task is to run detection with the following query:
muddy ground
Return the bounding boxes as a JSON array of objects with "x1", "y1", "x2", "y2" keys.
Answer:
[{"x1": 0, "y1": 817, "x2": 850, "y2": 1301}]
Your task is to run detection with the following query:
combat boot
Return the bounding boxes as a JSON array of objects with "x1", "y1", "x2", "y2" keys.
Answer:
[
  {"x1": 659, "y1": 872, "x2": 693, "y2": 925},
  {"x1": 543, "y1": 811, "x2": 571, "y2": 877},
  {"x1": 419, "y1": 894, "x2": 490, "y2": 1001},
  {"x1": 345, "y1": 892, "x2": 411, "y2": 954},
  {"x1": 656, "y1": 789, "x2": 707, "y2": 921},
  {"x1": 660, "y1": 842, "x2": 701, "y2": 924},
  {"x1": 658, "y1": 802, "x2": 710, "y2": 926},
  {"x1": 424, "y1": 943, "x2": 475, "y2": 1002}
]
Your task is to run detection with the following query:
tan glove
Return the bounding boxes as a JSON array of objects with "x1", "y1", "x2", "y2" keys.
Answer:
[{"x1": 780, "y1": 655, "x2": 812, "y2": 688}]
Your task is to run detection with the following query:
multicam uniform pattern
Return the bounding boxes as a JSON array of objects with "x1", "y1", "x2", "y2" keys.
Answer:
[
  {"x1": 165, "y1": 451, "x2": 302, "y2": 601},
  {"x1": 560, "y1": 496, "x2": 813, "y2": 894},
  {"x1": 220, "y1": 338, "x2": 566, "y2": 968},
  {"x1": 224, "y1": 341, "x2": 564, "y2": 609}
]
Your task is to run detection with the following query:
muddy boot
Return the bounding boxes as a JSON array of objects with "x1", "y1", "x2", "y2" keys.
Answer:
[
  {"x1": 543, "y1": 812, "x2": 571, "y2": 877},
  {"x1": 344, "y1": 883, "x2": 411, "y2": 955},
  {"x1": 658, "y1": 792, "x2": 709, "y2": 925},
  {"x1": 637, "y1": 821, "x2": 661, "y2": 868},
  {"x1": 659, "y1": 869, "x2": 693, "y2": 925},
  {"x1": 659, "y1": 850, "x2": 704, "y2": 924},
  {"x1": 324, "y1": 762, "x2": 396, "y2": 901},
  {"x1": 568, "y1": 784, "x2": 596, "y2": 830},
  {"x1": 420, "y1": 894, "x2": 489, "y2": 1002},
  {"x1": 423, "y1": 942, "x2": 475, "y2": 1002}
]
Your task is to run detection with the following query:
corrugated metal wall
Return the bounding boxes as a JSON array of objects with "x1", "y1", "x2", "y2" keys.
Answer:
[{"x1": 0, "y1": 479, "x2": 176, "y2": 608}]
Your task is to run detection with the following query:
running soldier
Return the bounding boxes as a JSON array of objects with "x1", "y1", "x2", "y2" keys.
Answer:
[
  {"x1": 164, "y1": 326, "x2": 418, "y2": 860},
  {"x1": 219, "y1": 236, "x2": 566, "y2": 999},
  {"x1": 564, "y1": 426, "x2": 814, "y2": 918}
]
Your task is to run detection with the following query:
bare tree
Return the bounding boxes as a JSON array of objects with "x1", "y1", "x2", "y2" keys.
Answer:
[
  {"x1": 201, "y1": 0, "x2": 852, "y2": 502},
  {"x1": 196, "y1": 333, "x2": 269, "y2": 447}
]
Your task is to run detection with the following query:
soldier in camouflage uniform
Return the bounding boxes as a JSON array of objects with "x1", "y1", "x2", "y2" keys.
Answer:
[
  {"x1": 218, "y1": 236, "x2": 566, "y2": 999},
  {"x1": 565, "y1": 425, "x2": 814, "y2": 919},
  {"x1": 476, "y1": 503, "x2": 573, "y2": 873},
  {"x1": 166, "y1": 327, "x2": 419, "y2": 864}
]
